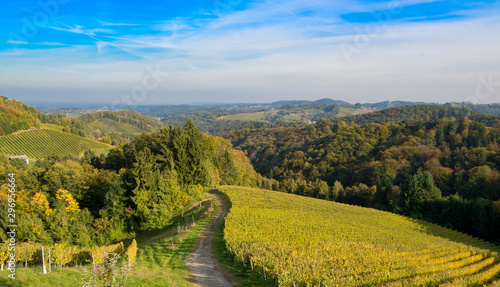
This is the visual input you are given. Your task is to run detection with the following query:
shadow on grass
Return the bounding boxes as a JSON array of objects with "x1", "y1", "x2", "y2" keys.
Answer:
[{"x1": 409, "y1": 218, "x2": 500, "y2": 254}]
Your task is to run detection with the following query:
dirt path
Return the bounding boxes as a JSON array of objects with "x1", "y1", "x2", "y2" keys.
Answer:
[{"x1": 186, "y1": 195, "x2": 233, "y2": 287}]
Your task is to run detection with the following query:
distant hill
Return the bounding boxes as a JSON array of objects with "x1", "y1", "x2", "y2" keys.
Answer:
[
  {"x1": 79, "y1": 110, "x2": 164, "y2": 144},
  {"x1": 362, "y1": 100, "x2": 428, "y2": 109},
  {"x1": 445, "y1": 102, "x2": 500, "y2": 116},
  {"x1": 271, "y1": 98, "x2": 349, "y2": 106},
  {"x1": 0, "y1": 128, "x2": 109, "y2": 159},
  {"x1": 271, "y1": 100, "x2": 314, "y2": 106},
  {"x1": 330, "y1": 104, "x2": 492, "y2": 126},
  {"x1": 314, "y1": 98, "x2": 349, "y2": 105}
]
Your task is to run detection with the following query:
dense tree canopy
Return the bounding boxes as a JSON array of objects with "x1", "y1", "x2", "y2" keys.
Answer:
[{"x1": 0, "y1": 121, "x2": 259, "y2": 246}]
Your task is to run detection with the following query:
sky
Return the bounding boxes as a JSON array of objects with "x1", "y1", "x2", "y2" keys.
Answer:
[{"x1": 1, "y1": 0, "x2": 500, "y2": 106}]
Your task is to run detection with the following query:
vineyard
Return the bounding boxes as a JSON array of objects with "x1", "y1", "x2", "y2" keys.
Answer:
[
  {"x1": 222, "y1": 186, "x2": 500, "y2": 287},
  {"x1": 0, "y1": 240, "x2": 137, "y2": 271},
  {"x1": 0, "y1": 128, "x2": 110, "y2": 159}
]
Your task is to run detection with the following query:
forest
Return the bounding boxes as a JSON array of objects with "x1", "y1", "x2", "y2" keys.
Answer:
[{"x1": 0, "y1": 120, "x2": 259, "y2": 247}]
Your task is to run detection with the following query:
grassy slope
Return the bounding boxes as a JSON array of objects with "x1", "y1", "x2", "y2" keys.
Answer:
[
  {"x1": 221, "y1": 186, "x2": 500, "y2": 286},
  {"x1": 0, "y1": 129, "x2": 110, "y2": 159},
  {"x1": 0, "y1": 194, "x2": 219, "y2": 287},
  {"x1": 88, "y1": 118, "x2": 147, "y2": 136}
]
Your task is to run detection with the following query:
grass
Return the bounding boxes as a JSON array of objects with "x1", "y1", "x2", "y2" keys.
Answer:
[
  {"x1": 40, "y1": 123, "x2": 65, "y2": 131},
  {"x1": 88, "y1": 119, "x2": 147, "y2": 137},
  {"x1": 0, "y1": 193, "x2": 219, "y2": 287}
]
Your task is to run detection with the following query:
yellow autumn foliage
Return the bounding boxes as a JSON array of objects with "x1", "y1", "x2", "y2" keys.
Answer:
[
  {"x1": 30, "y1": 191, "x2": 53, "y2": 217},
  {"x1": 56, "y1": 189, "x2": 80, "y2": 213}
]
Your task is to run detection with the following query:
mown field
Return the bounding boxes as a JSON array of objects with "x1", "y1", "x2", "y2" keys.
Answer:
[
  {"x1": 221, "y1": 186, "x2": 500, "y2": 287},
  {"x1": 0, "y1": 128, "x2": 110, "y2": 159}
]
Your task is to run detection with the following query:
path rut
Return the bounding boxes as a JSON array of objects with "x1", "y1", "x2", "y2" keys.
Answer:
[{"x1": 186, "y1": 195, "x2": 233, "y2": 287}]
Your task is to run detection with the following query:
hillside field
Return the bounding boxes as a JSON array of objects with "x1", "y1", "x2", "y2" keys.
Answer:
[
  {"x1": 0, "y1": 128, "x2": 110, "y2": 159},
  {"x1": 222, "y1": 186, "x2": 500, "y2": 286},
  {"x1": 88, "y1": 118, "x2": 147, "y2": 137}
]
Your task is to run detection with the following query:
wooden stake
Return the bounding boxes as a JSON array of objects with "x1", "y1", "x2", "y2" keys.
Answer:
[
  {"x1": 48, "y1": 247, "x2": 51, "y2": 272},
  {"x1": 263, "y1": 265, "x2": 267, "y2": 287}
]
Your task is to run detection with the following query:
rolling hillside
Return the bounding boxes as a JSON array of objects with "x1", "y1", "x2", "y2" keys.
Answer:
[
  {"x1": 222, "y1": 186, "x2": 500, "y2": 286},
  {"x1": 88, "y1": 118, "x2": 147, "y2": 137},
  {"x1": 79, "y1": 110, "x2": 164, "y2": 144},
  {"x1": 0, "y1": 128, "x2": 110, "y2": 159}
]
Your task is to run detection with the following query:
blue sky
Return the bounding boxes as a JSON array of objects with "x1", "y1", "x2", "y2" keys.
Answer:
[{"x1": 1, "y1": 0, "x2": 500, "y2": 106}]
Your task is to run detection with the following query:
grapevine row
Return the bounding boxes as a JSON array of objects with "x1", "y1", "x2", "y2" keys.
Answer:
[{"x1": 221, "y1": 186, "x2": 500, "y2": 287}]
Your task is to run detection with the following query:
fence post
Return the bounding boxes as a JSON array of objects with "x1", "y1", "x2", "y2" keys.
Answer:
[{"x1": 92, "y1": 252, "x2": 95, "y2": 270}]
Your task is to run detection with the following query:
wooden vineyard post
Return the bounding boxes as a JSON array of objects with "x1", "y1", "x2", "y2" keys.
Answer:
[
  {"x1": 42, "y1": 246, "x2": 47, "y2": 274},
  {"x1": 241, "y1": 254, "x2": 246, "y2": 271},
  {"x1": 48, "y1": 247, "x2": 51, "y2": 272},
  {"x1": 263, "y1": 265, "x2": 267, "y2": 287},
  {"x1": 128, "y1": 254, "x2": 131, "y2": 266},
  {"x1": 92, "y1": 252, "x2": 95, "y2": 270},
  {"x1": 250, "y1": 259, "x2": 254, "y2": 278}
]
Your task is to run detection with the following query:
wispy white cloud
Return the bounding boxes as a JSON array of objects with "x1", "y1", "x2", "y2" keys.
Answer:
[
  {"x1": 37, "y1": 42, "x2": 67, "y2": 46},
  {"x1": 6, "y1": 40, "x2": 28, "y2": 45},
  {"x1": 49, "y1": 23, "x2": 115, "y2": 36}
]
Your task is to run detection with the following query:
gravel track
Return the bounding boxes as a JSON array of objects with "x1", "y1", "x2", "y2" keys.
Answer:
[{"x1": 186, "y1": 196, "x2": 233, "y2": 287}]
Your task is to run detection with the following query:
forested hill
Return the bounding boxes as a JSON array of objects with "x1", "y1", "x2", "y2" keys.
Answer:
[
  {"x1": 225, "y1": 109, "x2": 500, "y2": 196},
  {"x1": 445, "y1": 102, "x2": 500, "y2": 116},
  {"x1": 330, "y1": 104, "x2": 497, "y2": 126},
  {"x1": 79, "y1": 110, "x2": 164, "y2": 132},
  {"x1": 0, "y1": 95, "x2": 46, "y2": 135}
]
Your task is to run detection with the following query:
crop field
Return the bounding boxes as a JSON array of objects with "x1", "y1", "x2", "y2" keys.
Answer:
[
  {"x1": 221, "y1": 186, "x2": 500, "y2": 287},
  {"x1": 0, "y1": 128, "x2": 110, "y2": 159}
]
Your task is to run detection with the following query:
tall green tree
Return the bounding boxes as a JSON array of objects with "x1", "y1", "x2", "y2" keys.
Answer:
[
  {"x1": 131, "y1": 148, "x2": 180, "y2": 230},
  {"x1": 400, "y1": 171, "x2": 441, "y2": 215}
]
